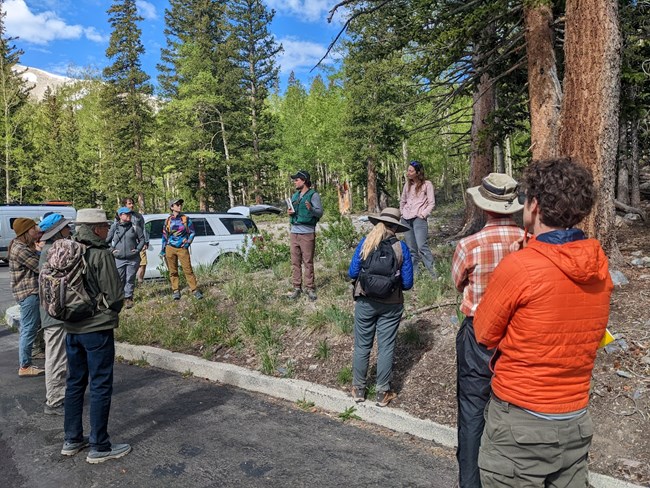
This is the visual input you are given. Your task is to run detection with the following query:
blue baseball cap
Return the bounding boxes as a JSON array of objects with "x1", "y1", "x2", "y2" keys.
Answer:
[
  {"x1": 39, "y1": 213, "x2": 72, "y2": 241},
  {"x1": 117, "y1": 207, "x2": 133, "y2": 215}
]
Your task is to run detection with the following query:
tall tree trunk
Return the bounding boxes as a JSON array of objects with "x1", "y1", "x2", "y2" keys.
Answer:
[
  {"x1": 558, "y1": 0, "x2": 621, "y2": 260},
  {"x1": 617, "y1": 118, "x2": 629, "y2": 204},
  {"x1": 525, "y1": 2, "x2": 562, "y2": 160},
  {"x1": 198, "y1": 162, "x2": 207, "y2": 211},
  {"x1": 630, "y1": 119, "x2": 641, "y2": 208},
  {"x1": 217, "y1": 112, "x2": 235, "y2": 209},
  {"x1": 458, "y1": 69, "x2": 495, "y2": 237},
  {"x1": 367, "y1": 152, "x2": 379, "y2": 213}
]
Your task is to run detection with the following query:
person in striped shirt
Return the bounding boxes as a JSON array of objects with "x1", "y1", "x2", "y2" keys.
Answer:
[{"x1": 451, "y1": 173, "x2": 524, "y2": 488}]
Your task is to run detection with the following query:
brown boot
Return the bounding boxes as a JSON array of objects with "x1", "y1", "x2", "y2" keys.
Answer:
[{"x1": 125, "y1": 298, "x2": 134, "y2": 309}]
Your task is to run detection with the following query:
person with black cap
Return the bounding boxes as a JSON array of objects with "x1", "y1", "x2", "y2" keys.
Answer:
[
  {"x1": 38, "y1": 213, "x2": 73, "y2": 414},
  {"x1": 160, "y1": 198, "x2": 203, "y2": 300},
  {"x1": 288, "y1": 170, "x2": 323, "y2": 300},
  {"x1": 9, "y1": 218, "x2": 44, "y2": 377},
  {"x1": 451, "y1": 173, "x2": 524, "y2": 488},
  {"x1": 348, "y1": 208, "x2": 413, "y2": 407}
]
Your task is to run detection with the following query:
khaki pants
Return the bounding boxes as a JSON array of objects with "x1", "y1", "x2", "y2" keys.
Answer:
[
  {"x1": 479, "y1": 397, "x2": 593, "y2": 488},
  {"x1": 44, "y1": 326, "x2": 67, "y2": 408},
  {"x1": 290, "y1": 232, "x2": 315, "y2": 290},
  {"x1": 165, "y1": 246, "x2": 198, "y2": 292}
]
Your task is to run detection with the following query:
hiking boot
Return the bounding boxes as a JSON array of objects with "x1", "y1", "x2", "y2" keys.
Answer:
[
  {"x1": 376, "y1": 391, "x2": 397, "y2": 407},
  {"x1": 61, "y1": 437, "x2": 89, "y2": 456},
  {"x1": 172, "y1": 290, "x2": 181, "y2": 300},
  {"x1": 19, "y1": 365, "x2": 45, "y2": 377},
  {"x1": 44, "y1": 403, "x2": 64, "y2": 416},
  {"x1": 193, "y1": 290, "x2": 204, "y2": 300},
  {"x1": 124, "y1": 298, "x2": 134, "y2": 309},
  {"x1": 287, "y1": 288, "x2": 301, "y2": 299},
  {"x1": 32, "y1": 349, "x2": 46, "y2": 360},
  {"x1": 307, "y1": 289, "x2": 317, "y2": 301},
  {"x1": 86, "y1": 443, "x2": 132, "y2": 464},
  {"x1": 351, "y1": 386, "x2": 366, "y2": 403}
]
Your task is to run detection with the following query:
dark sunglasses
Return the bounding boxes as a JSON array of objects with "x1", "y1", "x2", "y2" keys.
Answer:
[
  {"x1": 409, "y1": 160, "x2": 422, "y2": 170},
  {"x1": 517, "y1": 191, "x2": 526, "y2": 205}
]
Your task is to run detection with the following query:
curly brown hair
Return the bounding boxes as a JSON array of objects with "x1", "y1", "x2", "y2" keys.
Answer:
[{"x1": 522, "y1": 158, "x2": 596, "y2": 228}]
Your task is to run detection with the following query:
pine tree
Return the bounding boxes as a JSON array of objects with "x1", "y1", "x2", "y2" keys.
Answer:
[
  {"x1": 102, "y1": 0, "x2": 153, "y2": 210},
  {"x1": 229, "y1": 0, "x2": 282, "y2": 203},
  {"x1": 0, "y1": 0, "x2": 30, "y2": 202},
  {"x1": 157, "y1": 0, "x2": 246, "y2": 210}
]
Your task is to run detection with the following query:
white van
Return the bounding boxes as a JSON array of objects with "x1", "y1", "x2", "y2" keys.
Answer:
[{"x1": 0, "y1": 204, "x2": 77, "y2": 262}]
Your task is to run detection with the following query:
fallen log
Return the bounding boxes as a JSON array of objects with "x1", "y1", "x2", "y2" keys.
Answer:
[{"x1": 614, "y1": 200, "x2": 646, "y2": 221}]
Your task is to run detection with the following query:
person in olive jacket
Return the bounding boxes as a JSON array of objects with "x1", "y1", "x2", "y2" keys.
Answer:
[
  {"x1": 107, "y1": 207, "x2": 145, "y2": 309},
  {"x1": 61, "y1": 208, "x2": 131, "y2": 464}
]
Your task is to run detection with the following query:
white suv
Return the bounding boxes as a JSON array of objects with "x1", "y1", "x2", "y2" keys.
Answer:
[{"x1": 143, "y1": 206, "x2": 281, "y2": 279}]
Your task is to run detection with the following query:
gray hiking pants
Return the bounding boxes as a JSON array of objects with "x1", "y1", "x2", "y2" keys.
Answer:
[
  {"x1": 352, "y1": 298, "x2": 404, "y2": 393},
  {"x1": 401, "y1": 217, "x2": 436, "y2": 277},
  {"x1": 115, "y1": 256, "x2": 140, "y2": 299}
]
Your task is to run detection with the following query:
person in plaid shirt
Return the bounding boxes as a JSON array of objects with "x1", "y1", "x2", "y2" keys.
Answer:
[
  {"x1": 9, "y1": 218, "x2": 45, "y2": 377},
  {"x1": 452, "y1": 173, "x2": 524, "y2": 488}
]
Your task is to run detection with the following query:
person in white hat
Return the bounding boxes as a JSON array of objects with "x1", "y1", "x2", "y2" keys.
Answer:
[
  {"x1": 451, "y1": 173, "x2": 524, "y2": 487},
  {"x1": 60, "y1": 208, "x2": 131, "y2": 463},
  {"x1": 348, "y1": 207, "x2": 413, "y2": 407}
]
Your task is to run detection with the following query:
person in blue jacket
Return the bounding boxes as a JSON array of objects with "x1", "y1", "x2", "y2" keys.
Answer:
[{"x1": 348, "y1": 207, "x2": 413, "y2": 407}]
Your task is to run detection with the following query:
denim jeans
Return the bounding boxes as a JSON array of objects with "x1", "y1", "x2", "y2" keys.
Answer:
[
  {"x1": 64, "y1": 330, "x2": 115, "y2": 452},
  {"x1": 401, "y1": 217, "x2": 436, "y2": 277},
  {"x1": 115, "y1": 256, "x2": 140, "y2": 299},
  {"x1": 352, "y1": 298, "x2": 404, "y2": 392},
  {"x1": 18, "y1": 294, "x2": 41, "y2": 368}
]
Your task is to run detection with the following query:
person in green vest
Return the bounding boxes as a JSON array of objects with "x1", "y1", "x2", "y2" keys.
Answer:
[{"x1": 287, "y1": 170, "x2": 323, "y2": 300}]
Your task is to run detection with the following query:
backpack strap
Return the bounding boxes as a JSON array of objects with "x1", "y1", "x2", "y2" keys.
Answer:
[{"x1": 389, "y1": 237, "x2": 403, "y2": 269}]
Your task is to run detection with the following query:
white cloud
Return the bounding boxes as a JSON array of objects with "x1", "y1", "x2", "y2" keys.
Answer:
[
  {"x1": 277, "y1": 38, "x2": 335, "y2": 74},
  {"x1": 136, "y1": 0, "x2": 157, "y2": 20},
  {"x1": 265, "y1": 0, "x2": 331, "y2": 23},
  {"x1": 5, "y1": 0, "x2": 106, "y2": 45}
]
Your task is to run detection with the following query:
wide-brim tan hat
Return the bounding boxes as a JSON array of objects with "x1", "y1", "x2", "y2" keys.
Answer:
[
  {"x1": 75, "y1": 208, "x2": 108, "y2": 224},
  {"x1": 467, "y1": 173, "x2": 523, "y2": 214},
  {"x1": 368, "y1": 208, "x2": 411, "y2": 233}
]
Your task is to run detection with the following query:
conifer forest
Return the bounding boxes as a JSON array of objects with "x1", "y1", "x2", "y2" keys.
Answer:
[{"x1": 1, "y1": 0, "x2": 649, "y2": 255}]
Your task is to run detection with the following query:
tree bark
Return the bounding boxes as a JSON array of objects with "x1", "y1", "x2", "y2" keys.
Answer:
[
  {"x1": 630, "y1": 119, "x2": 641, "y2": 208},
  {"x1": 525, "y1": 2, "x2": 562, "y2": 160},
  {"x1": 616, "y1": 118, "x2": 629, "y2": 204},
  {"x1": 457, "y1": 69, "x2": 494, "y2": 237},
  {"x1": 367, "y1": 152, "x2": 379, "y2": 213},
  {"x1": 558, "y1": 0, "x2": 622, "y2": 260}
]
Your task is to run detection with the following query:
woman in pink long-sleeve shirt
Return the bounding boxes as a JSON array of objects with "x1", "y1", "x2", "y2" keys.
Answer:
[{"x1": 399, "y1": 160, "x2": 437, "y2": 279}]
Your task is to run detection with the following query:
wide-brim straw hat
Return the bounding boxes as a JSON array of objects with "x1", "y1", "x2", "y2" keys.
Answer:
[
  {"x1": 467, "y1": 173, "x2": 523, "y2": 214},
  {"x1": 368, "y1": 208, "x2": 411, "y2": 233}
]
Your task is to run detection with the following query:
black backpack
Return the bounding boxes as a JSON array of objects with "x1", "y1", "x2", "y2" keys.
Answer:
[{"x1": 358, "y1": 237, "x2": 403, "y2": 299}]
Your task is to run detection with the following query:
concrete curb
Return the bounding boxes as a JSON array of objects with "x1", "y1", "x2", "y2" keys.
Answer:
[{"x1": 115, "y1": 342, "x2": 644, "y2": 488}]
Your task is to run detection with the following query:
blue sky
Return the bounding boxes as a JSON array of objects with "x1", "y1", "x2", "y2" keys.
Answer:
[{"x1": 5, "y1": 0, "x2": 345, "y2": 92}]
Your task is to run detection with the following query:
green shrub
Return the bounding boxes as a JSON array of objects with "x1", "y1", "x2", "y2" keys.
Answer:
[
  {"x1": 245, "y1": 231, "x2": 290, "y2": 270},
  {"x1": 337, "y1": 365, "x2": 353, "y2": 385},
  {"x1": 320, "y1": 216, "x2": 360, "y2": 249}
]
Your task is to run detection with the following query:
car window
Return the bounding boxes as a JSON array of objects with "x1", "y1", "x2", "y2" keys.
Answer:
[
  {"x1": 146, "y1": 219, "x2": 165, "y2": 240},
  {"x1": 192, "y1": 218, "x2": 215, "y2": 237},
  {"x1": 220, "y1": 217, "x2": 256, "y2": 235}
]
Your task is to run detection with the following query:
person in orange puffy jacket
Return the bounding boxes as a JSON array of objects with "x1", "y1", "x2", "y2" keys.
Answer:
[{"x1": 474, "y1": 158, "x2": 613, "y2": 488}]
